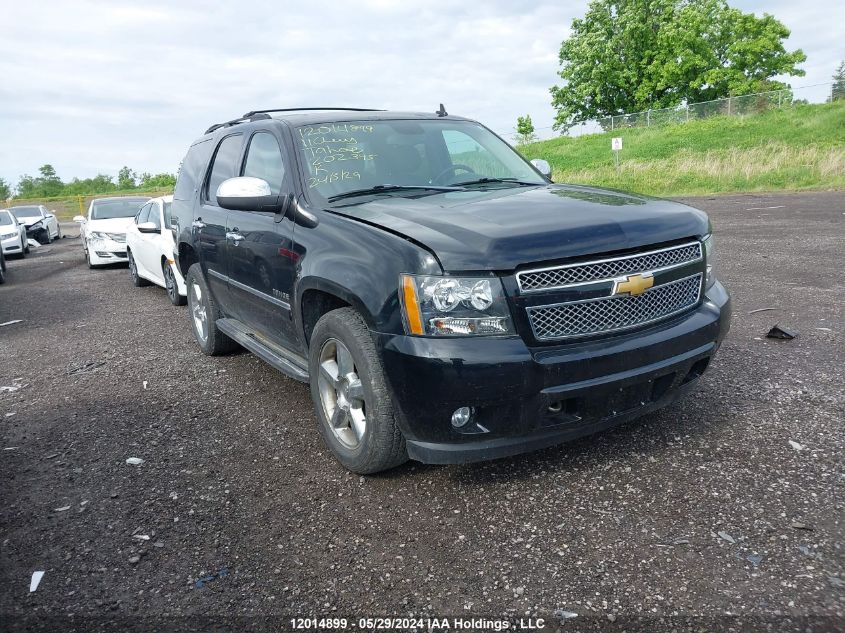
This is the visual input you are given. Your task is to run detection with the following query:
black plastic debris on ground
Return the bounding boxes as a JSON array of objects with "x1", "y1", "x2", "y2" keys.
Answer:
[
  {"x1": 195, "y1": 567, "x2": 229, "y2": 589},
  {"x1": 67, "y1": 361, "x2": 107, "y2": 375},
  {"x1": 766, "y1": 325, "x2": 797, "y2": 340}
]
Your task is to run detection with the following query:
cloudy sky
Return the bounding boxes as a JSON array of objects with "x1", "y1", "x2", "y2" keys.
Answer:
[{"x1": 0, "y1": 1, "x2": 840, "y2": 188}]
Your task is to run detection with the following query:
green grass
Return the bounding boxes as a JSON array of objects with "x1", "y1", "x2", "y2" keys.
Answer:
[
  {"x1": 518, "y1": 102, "x2": 845, "y2": 196},
  {"x1": 10, "y1": 188, "x2": 173, "y2": 221}
]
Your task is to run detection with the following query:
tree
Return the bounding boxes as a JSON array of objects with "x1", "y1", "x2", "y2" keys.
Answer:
[
  {"x1": 515, "y1": 115, "x2": 538, "y2": 145},
  {"x1": 0, "y1": 178, "x2": 10, "y2": 201},
  {"x1": 118, "y1": 166, "x2": 137, "y2": 190},
  {"x1": 832, "y1": 61, "x2": 845, "y2": 102},
  {"x1": 138, "y1": 172, "x2": 177, "y2": 189},
  {"x1": 550, "y1": 0, "x2": 806, "y2": 130},
  {"x1": 37, "y1": 164, "x2": 63, "y2": 197}
]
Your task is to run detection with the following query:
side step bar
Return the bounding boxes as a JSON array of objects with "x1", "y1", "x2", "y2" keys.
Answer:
[{"x1": 216, "y1": 318, "x2": 310, "y2": 383}]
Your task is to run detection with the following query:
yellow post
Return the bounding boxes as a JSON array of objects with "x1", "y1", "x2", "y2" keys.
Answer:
[{"x1": 78, "y1": 195, "x2": 84, "y2": 214}]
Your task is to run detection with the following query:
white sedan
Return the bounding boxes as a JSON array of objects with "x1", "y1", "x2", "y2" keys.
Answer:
[
  {"x1": 74, "y1": 196, "x2": 150, "y2": 268},
  {"x1": 6, "y1": 205, "x2": 61, "y2": 244},
  {"x1": 125, "y1": 195, "x2": 187, "y2": 305},
  {"x1": 0, "y1": 209, "x2": 30, "y2": 258}
]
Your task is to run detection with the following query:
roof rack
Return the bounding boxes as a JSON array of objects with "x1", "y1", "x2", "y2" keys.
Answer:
[
  {"x1": 242, "y1": 107, "x2": 384, "y2": 117},
  {"x1": 204, "y1": 108, "x2": 384, "y2": 135},
  {"x1": 204, "y1": 112, "x2": 272, "y2": 135}
]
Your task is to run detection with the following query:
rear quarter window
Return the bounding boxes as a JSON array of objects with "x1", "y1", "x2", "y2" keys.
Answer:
[{"x1": 174, "y1": 138, "x2": 214, "y2": 201}]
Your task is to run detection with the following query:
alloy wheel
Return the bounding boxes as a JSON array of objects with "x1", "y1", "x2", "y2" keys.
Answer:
[
  {"x1": 129, "y1": 253, "x2": 138, "y2": 281},
  {"x1": 317, "y1": 338, "x2": 367, "y2": 449},
  {"x1": 188, "y1": 279, "x2": 208, "y2": 342},
  {"x1": 165, "y1": 264, "x2": 177, "y2": 301}
]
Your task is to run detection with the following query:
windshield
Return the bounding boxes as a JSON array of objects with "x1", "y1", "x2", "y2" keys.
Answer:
[
  {"x1": 294, "y1": 119, "x2": 545, "y2": 203},
  {"x1": 91, "y1": 198, "x2": 149, "y2": 220},
  {"x1": 10, "y1": 206, "x2": 41, "y2": 218},
  {"x1": 0, "y1": 211, "x2": 14, "y2": 226}
]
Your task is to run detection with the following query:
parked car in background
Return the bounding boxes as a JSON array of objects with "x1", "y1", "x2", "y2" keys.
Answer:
[
  {"x1": 125, "y1": 195, "x2": 186, "y2": 305},
  {"x1": 74, "y1": 196, "x2": 150, "y2": 268},
  {"x1": 171, "y1": 107, "x2": 730, "y2": 474},
  {"x1": 0, "y1": 209, "x2": 29, "y2": 258},
  {"x1": 7, "y1": 205, "x2": 61, "y2": 244}
]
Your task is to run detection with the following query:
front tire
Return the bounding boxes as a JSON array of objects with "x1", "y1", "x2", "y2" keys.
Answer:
[
  {"x1": 20, "y1": 235, "x2": 28, "y2": 257},
  {"x1": 164, "y1": 260, "x2": 186, "y2": 306},
  {"x1": 308, "y1": 307, "x2": 407, "y2": 474},
  {"x1": 128, "y1": 251, "x2": 151, "y2": 286},
  {"x1": 185, "y1": 263, "x2": 238, "y2": 355}
]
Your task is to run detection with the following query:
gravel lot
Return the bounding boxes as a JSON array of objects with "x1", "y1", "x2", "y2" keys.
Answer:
[{"x1": 1, "y1": 192, "x2": 843, "y2": 632}]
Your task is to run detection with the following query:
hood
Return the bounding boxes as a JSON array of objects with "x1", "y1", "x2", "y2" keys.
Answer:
[
  {"x1": 325, "y1": 184, "x2": 710, "y2": 271},
  {"x1": 21, "y1": 217, "x2": 45, "y2": 227},
  {"x1": 87, "y1": 217, "x2": 135, "y2": 233}
]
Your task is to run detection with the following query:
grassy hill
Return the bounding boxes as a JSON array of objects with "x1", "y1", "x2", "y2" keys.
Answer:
[{"x1": 519, "y1": 102, "x2": 845, "y2": 196}]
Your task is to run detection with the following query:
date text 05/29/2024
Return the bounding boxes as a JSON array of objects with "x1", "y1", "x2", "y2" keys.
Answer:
[{"x1": 290, "y1": 617, "x2": 547, "y2": 630}]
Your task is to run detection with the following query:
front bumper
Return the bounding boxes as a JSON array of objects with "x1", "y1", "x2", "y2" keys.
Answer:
[
  {"x1": 1, "y1": 234, "x2": 23, "y2": 254},
  {"x1": 377, "y1": 281, "x2": 731, "y2": 464},
  {"x1": 87, "y1": 237, "x2": 128, "y2": 264}
]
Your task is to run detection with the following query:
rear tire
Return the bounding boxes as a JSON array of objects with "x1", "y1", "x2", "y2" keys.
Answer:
[
  {"x1": 128, "y1": 251, "x2": 151, "y2": 286},
  {"x1": 308, "y1": 307, "x2": 407, "y2": 474},
  {"x1": 185, "y1": 263, "x2": 238, "y2": 355}
]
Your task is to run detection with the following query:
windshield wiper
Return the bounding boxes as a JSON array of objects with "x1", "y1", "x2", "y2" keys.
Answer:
[
  {"x1": 451, "y1": 177, "x2": 541, "y2": 188},
  {"x1": 327, "y1": 184, "x2": 463, "y2": 203}
]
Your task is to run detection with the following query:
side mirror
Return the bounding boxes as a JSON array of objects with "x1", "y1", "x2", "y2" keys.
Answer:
[
  {"x1": 216, "y1": 177, "x2": 281, "y2": 213},
  {"x1": 530, "y1": 159, "x2": 552, "y2": 179},
  {"x1": 137, "y1": 222, "x2": 159, "y2": 234},
  {"x1": 73, "y1": 215, "x2": 86, "y2": 223}
]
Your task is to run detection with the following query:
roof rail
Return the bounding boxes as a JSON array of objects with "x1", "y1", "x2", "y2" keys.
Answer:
[
  {"x1": 242, "y1": 107, "x2": 383, "y2": 117},
  {"x1": 204, "y1": 112, "x2": 272, "y2": 135}
]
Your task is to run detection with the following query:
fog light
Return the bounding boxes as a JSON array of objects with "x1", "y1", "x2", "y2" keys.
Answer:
[{"x1": 451, "y1": 406, "x2": 474, "y2": 428}]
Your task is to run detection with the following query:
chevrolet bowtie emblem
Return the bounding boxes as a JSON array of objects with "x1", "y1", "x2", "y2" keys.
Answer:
[{"x1": 613, "y1": 273, "x2": 654, "y2": 297}]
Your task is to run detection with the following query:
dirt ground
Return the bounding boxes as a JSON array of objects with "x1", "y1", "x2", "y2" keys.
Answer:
[{"x1": 1, "y1": 192, "x2": 843, "y2": 632}]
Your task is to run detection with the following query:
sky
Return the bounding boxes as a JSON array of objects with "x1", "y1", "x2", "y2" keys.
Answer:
[{"x1": 0, "y1": 0, "x2": 841, "y2": 188}]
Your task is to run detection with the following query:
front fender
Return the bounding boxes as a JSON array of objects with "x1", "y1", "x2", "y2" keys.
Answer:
[{"x1": 292, "y1": 211, "x2": 441, "y2": 340}]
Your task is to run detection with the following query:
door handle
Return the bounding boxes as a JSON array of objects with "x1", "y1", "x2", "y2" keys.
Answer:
[
  {"x1": 226, "y1": 231, "x2": 245, "y2": 243},
  {"x1": 192, "y1": 219, "x2": 206, "y2": 229}
]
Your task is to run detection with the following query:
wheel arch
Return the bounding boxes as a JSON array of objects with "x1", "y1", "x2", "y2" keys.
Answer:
[
  {"x1": 297, "y1": 279, "x2": 373, "y2": 347},
  {"x1": 177, "y1": 242, "x2": 199, "y2": 278}
]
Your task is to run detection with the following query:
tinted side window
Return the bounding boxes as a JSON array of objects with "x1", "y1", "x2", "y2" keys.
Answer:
[
  {"x1": 205, "y1": 135, "x2": 243, "y2": 205},
  {"x1": 163, "y1": 201, "x2": 173, "y2": 229},
  {"x1": 136, "y1": 203, "x2": 151, "y2": 224},
  {"x1": 243, "y1": 132, "x2": 286, "y2": 195},
  {"x1": 174, "y1": 138, "x2": 214, "y2": 201},
  {"x1": 148, "y1": 203, "x2": 162, "y2": 230}
]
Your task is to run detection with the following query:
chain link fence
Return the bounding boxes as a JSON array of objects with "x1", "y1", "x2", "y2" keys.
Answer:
[{"x1": 514, "y1": 82, "x2": 839, "y2": 142}]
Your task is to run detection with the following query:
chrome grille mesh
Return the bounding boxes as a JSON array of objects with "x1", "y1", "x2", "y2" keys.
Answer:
[
  {"x1": 527, "y1": 274, "x2": 702, "y2": 340},
  {"x1": 518, "y1": 242, "x2": 702, "y2": 292}
]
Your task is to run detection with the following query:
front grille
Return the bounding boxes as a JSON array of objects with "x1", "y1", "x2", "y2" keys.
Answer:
[
  {"x1": 527, "y1": 274, "x2": 702, "y2": 340},
  {"x1": 517, "y1": 241, "x2": 702, "y2": 292}
]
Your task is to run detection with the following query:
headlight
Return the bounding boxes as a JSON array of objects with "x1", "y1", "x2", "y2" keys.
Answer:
[
  {"x1": 0, "y1": 232, "x2": 15, "y2": 240},
  {"x1": 90, "y1": 231, "x2": 124, "y2": 241},
  {"x1": 703, "y1": 234, "x2": 716, "y2": 288},
  {"x1": 400, "y1": 274, "x2": 515, "y2": 336}
]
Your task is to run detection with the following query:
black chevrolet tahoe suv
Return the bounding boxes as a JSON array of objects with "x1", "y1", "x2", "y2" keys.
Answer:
[{"x1": 172, "y1": 107, "x2": 731, "y2": 474}]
